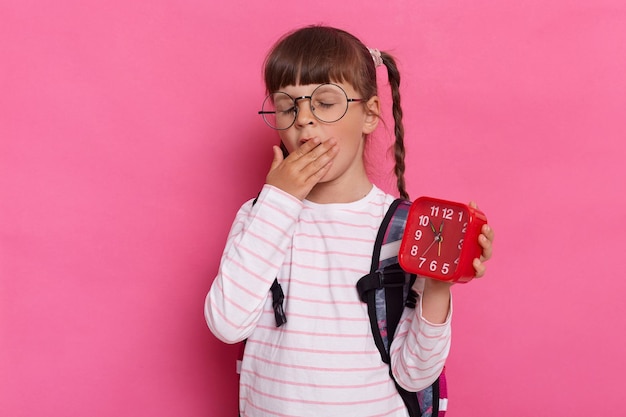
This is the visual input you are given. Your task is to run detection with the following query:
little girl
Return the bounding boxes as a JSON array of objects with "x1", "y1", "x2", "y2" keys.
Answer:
[{"x1": 205, "y1": 25, "x2": 494, "y2": 417}]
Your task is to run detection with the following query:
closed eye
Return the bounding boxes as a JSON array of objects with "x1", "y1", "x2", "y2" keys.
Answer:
[
  {"x1": 277, "y1": 106, "x2": 297, "y2": 115},
  {"x1": 313, "y1": 100, "x2": 337, "y2": 109}
]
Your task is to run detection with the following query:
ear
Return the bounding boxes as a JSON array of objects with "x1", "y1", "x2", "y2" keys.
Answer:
[{"x1": 362, "y1": 96, "x2": 381, "y2": 135}]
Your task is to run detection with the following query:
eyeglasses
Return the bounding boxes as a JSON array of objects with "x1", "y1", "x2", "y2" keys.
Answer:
[{"x1": 258, "y1": 83, "x2": 365, "y2": 130}]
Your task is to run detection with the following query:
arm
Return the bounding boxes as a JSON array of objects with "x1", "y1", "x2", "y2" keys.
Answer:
[
  {"x1": 206, "y1": 139, "x2": 337, "y2": 343},
  {"x1": 204, "y1": 185, "x2": 304, "y2": 343},
  {"x1": 389, "y1": 279, "x2": 452, "y2": 392},
  {"x1": 390, "y1": 213, "x2": 495, "y2": 390}
]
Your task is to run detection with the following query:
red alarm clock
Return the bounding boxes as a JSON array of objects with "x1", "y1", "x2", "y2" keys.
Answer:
[{"x1": 398, "y1": 197, "x2": 488, "y2": 283}]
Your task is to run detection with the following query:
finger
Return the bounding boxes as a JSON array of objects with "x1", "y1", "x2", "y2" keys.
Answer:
[
  {"x1": 270, "y1": 145, "x2": 284, "y2": 171},
  {"x1": 291, "y1": 137, "x2": 322, "y2": 160},
  {"x1": 479, "y1": 224, "x2": 494, "y2": 260},
  {"x1": 478, "y1": 233, "x2": 493, "y2": 262},
  {"x1": 482, "y1": 224, "x2": 495, "y2": 242},
  {"x1": 291, "y1": 139, "x2": 337, "y2": 175},
  {"x1": 307, "y1": 159, "x2": 334, "y2": 183},
  {"x1": 473, "y1": 258, "x2": 487, "y2": 278},
  {"x1": 304, "y1": 138, "x2": 337, "y2": 162},
  {"x1": 301, "y1": 142, "x2": 339, "y2": 180}
]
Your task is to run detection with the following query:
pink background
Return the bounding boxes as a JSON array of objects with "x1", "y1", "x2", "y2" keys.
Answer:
[{"x1": 1, "y1": 1, "x2": 625, "y2": 416}]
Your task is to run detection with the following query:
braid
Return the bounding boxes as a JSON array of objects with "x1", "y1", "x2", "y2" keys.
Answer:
[{"x1": 380, "y1": 52, "x2": 409, "y2": 200}]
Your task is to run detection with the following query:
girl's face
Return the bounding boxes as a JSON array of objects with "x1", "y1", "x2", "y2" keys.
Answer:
[{"x1": 276, "y1": 82, "x2": 380, "y2": 193}]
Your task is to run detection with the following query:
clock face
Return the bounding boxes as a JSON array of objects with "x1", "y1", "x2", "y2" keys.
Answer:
[{"x1": 399, "y1": 198, "x2": 472, "y2": 280}]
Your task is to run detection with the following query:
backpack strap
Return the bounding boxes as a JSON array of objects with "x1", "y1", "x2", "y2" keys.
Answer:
[
  {"x1": 357, "y1": 199, "x2": 445, "y2": 417},
  {"x1": 251, "y1": 194, "x2": 286, "y2": 327},
  {"x1": 356, "y1": 199, "x2": 413, "y2": 363}
]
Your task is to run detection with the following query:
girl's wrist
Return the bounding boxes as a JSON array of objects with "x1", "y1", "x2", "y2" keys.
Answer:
[
  {"x1": 421, "y1": 279, "x2": 452, "y2": 324},
  {"x1": 423, "y1": 278, "x2": 453, "y2": 294}
]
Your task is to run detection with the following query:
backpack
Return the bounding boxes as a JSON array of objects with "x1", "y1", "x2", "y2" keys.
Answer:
[
  {"x1": 237, "y1": 198, "x2": 447, "y2": 416},
  {"x1": 356, "y1": 198, "x2": 448, "y2": 417}
]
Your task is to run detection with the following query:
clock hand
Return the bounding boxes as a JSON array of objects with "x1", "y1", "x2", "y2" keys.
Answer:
[
  {"x1": 438, "y1": 221, "x2": 444, "y2": 256},
  {"x1": 420, "y1": 238, "x2": 437, "y2": 257},
  {"x1": 423, "y1": 221, "x2": 444, "y2": 257}
]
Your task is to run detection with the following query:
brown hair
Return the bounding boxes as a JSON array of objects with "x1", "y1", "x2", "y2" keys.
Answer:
[{"x1": 263, "y1": 25, "x2": 409, "y2": 199}]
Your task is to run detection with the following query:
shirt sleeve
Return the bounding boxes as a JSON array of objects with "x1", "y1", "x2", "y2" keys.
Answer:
[
  {"x1": 204, "y1": 184, "x2": 304, "y2": 343},
  {"x1": 388, "y1": 278, "x2": 452, "y2": 392}
]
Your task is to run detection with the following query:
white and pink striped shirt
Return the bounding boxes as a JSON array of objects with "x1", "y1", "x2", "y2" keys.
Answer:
[{"x1": 205, "y1": 184, "x2": 451, "y2": 417}]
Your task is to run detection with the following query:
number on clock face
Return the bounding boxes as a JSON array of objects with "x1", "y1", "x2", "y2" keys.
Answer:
[{"x1": 431, "y1": 205, "x2": 464, "y2": 222}]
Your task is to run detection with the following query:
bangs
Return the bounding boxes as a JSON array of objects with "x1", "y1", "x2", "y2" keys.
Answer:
[{"x1": 263, "y1": 26, "x2": 375, "y2": 95}]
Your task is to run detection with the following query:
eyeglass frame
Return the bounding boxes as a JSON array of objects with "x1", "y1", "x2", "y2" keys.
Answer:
[{"x1": 258, "y1": 83, "x2": 366, "y2": 130}]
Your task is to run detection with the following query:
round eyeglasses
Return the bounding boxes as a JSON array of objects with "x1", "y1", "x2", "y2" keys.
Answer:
[{"x1": 258, "y1": 83, "x2": 365, "y2": 130}]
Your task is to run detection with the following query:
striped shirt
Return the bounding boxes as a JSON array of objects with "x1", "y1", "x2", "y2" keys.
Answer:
[{"x1": 205, "y1": 184, "x2": 451, "y2": 417}]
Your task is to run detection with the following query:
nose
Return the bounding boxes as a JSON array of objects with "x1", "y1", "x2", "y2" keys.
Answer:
[{"x1": 293, "y1": 96, "x2": 315, "y2": 127}]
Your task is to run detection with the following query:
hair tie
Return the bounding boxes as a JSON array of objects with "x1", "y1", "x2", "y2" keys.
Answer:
[{"x1": 368, "y1": 48, "x2": 383, "y2": 67}]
